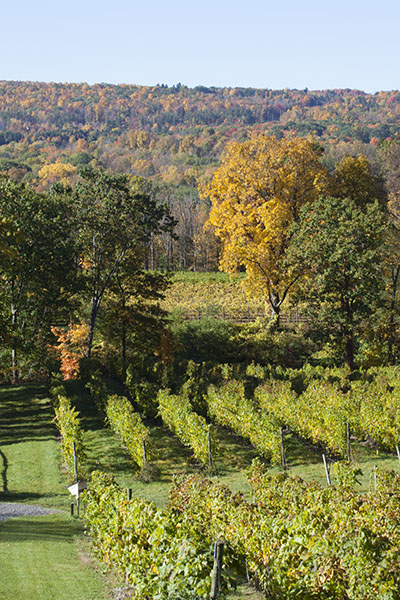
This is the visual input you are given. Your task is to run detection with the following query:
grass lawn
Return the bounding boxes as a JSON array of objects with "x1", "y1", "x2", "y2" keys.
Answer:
[
  {"x1": 0, "y1": 383, "x2": 113, "y2": 599},
  {"x1": 0, "y1": 383, "x2": 68, "y2": 508},
  {"x1": 0, "y1": 514, "x2": 112, "y2": 600}
]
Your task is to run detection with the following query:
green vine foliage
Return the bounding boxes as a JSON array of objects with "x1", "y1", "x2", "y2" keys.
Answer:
[
  {"x1": 125, "y1": 366, "x2": 159, "y2": 418},
  {"x1": 351, "y1": 375, "x2": 400, "y2": 450},
  {"x1": 205, "y1": 380, "x2": 281, "y2": 464},
  {"x1": 251, "y1": 366, "x2": 400, "y2": 457},
  {"x1": 157, "y1": 389, "x2": 214, "y2": 467},
  {"x1": 169, "y1": 463, "x2": 400, "y2": 600},
  {"x1": 83, "y1": 471, "x2": 219, "y2": 600},
  {"x1": 105, "y1": 394, "x2": 151, "y2": 468},
  {"x1": 255, "y1": 380, "x2": 356, "y2": 457},
  {"x1": 53, "y1": 394, "x2": 85, "y2": 480}
]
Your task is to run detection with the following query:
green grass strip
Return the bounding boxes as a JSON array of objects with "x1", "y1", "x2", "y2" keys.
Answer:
[{"x1": 0, "y1": 514, "x2": 111, "y2": 600}]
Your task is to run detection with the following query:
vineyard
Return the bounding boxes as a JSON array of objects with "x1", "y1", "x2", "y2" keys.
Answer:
[
  {"x1": 162, "y1": 272, "x2": 308, "y2": 324},
  {"x1": 48, "y1": 363, "x2": 400, "y2": 600}
]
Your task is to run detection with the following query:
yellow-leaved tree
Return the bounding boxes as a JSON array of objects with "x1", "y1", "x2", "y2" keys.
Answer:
[{"x1": 200, "y1": 135, "x2": 329, "y2": 324}]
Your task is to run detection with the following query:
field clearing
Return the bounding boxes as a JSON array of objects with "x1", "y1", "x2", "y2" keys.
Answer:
[
  {"x1": 162, "y1": 271, "x2": 309, "y2": 324},
  {"x1": 162, "y1": 272, "x2": 266, "y2": 315}
]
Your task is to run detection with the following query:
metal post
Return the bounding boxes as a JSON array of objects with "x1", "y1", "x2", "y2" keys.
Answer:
[
  {"x1": 280, "y1": 427, "x2": 287, "y2": 470},
  {"x1": 322, "y1": 453, "x2": 331, "y2": 486}
]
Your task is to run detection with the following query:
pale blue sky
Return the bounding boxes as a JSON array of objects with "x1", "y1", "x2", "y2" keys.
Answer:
[{"x1": 1, "y1": 0, "x2": 399, "y2": 92}]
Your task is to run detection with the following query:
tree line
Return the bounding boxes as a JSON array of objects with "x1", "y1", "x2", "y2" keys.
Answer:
[
  {"x1": 203, "y1": 135, "x2": 400, "y2": 370},
  {"x1": 1, "y1": 134, "x2": 400, "y2": 382},
  {"x1": 0, "y1": 168, "x2": 173, "y2": 382}
]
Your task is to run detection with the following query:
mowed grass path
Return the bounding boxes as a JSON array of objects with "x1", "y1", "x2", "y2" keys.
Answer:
[{"x1": 0, "y1": 383, "x2": 112, "y2": 600}]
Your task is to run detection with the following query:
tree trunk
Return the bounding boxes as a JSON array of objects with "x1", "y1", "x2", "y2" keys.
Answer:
[
  {"x1": 345, "y1": 331, "x2": 355, "y2": 372},
  {"x1": 269, "y1": 289, "x2": 281, "y2": 329},
  {"x1": 388, "y1": 265, "x2": 400, "y2": 364},
  {"x1": 121, "y1": 294, "x2": 127, "y2": 367},
  {"x1": 270, "y1": 303, "x2": 281, "y2": 328},
  {"x1": 342, "y1": 293, "x2": 355, "y2": 371},
  {"x1": 87, "y1": 298, "x2": 99, "y2": 359}
]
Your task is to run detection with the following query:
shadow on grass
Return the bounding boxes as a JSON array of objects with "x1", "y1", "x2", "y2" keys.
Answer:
[
  {"x1": 0, "y1": 490, "x2": 64, "y2": 502},
  {"x1": 215, "y1": 426, "x2": 259, "y2": 475},
  {"x1": 84, "y1": 429, "x2": 136, "y2": 475},
  {"x1": 0, "y1": 515, "x2": 82, "y2": 543},
  {"x1": 0, "y1": 449, "x2": 8, "y2": 493},
  {"x1": 283, "y1": 432, "x2": 325, "y2": 467},
  {"x1": 0, "y1": 384, "x2": 56, "y2": 446}
]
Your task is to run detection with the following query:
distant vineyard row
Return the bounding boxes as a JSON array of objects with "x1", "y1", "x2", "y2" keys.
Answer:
[{"x1": 175, "y1": 306, "x2": 308, "y2": 324}]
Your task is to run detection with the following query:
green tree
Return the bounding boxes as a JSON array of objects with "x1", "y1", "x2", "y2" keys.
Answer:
[
  {"x1": 72, "y1": 167, "x2": 172, "y2": 358},
  {"x1": 378, "y1": 139, "x2": 400, "y2": 361},
  {"x1": 99, "y1": 264, "x2": 169, "y2": 371},
  {"x1": 331, "y1": 155, "x2": 386, "y2": 208},
  {"x1": 0, "y1": 177, "x2": 77, "y2": 381},
  {"x1": 287, "y1": 197, "x2": 389, "y2": 370}
]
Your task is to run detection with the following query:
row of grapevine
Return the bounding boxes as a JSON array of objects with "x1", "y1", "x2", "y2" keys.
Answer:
[
  {"x1": 83, "y1": 373, "x2": 152, "y2": 469},
  {"x1": 84, "y1": 471, "x2": 216, "y2": 600},
  {"x1": 254, "y1": 376, "x2": 400, "y2": 458},
  {"x1": 85, "y1": 373, "x2": 108, "y2": 413},
  {"x1": 352, "y1": 377, "x2": 400, "y2": 450},
  {"x1": 157, "y1": 389, "x2": 214, "y2": 467},
  {"x1": 255, "y1": 379, "x2": 357, "y2": 458},
  {"x1": 105, "y1": 394, "x2": 151, "y2": 468},
  {"x1": 247, "y1": 361, "x2": 400, "y2": 457},
  {"x1": 205, "y1": 380, "x2": 281, "y2": 464},
  {"x1": 84, "y1": 464, "x2": 400, "y2": 600},
  {"x1": 52, "y1": 390, "x2": 85, "y2": 481}
]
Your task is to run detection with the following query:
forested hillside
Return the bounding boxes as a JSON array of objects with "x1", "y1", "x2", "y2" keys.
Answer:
[
  {"x1": 1, "y1": 81, "x2": 399, "y2": 187},
  {"x1": 1, "y1": 81, "x2": 399, "y2": 272}
]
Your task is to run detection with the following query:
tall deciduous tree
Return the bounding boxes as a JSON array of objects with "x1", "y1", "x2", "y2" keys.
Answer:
[
  {"x1": 0, "y1": 177, "x2": 77, "y2": 381},
  {"x1": 201, "y1": 135, "x2": 329, "y2": 324},
  {"x1": 72, "y1": 167, "x2": 172, "y2": 358},
  {"x1": 287, "y1": 197, "x2": 388, "y2": 370},
  {"x1": 378, "y1": 139, "x2": 400, "y2": 360},
  {"x1": 99, "y1": 265, "x2": 169, "y2": 370}
]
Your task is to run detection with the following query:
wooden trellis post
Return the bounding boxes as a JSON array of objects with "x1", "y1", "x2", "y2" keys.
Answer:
[{"x1": 210, "y1": 540, "x2": 224, "y2": 599}]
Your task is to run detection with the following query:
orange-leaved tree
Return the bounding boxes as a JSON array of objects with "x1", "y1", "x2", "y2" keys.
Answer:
[
  {"x1": 51, "y1": 323, "x2": 89, "y2": 380},
  {"x1": 200, "y1": 135, "x2": 329, "y2": 324}
]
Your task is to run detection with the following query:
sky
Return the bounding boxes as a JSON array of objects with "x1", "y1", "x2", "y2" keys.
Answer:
[{"x1": 1, "y1": 0, "x2": 399, "y2": 92}]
